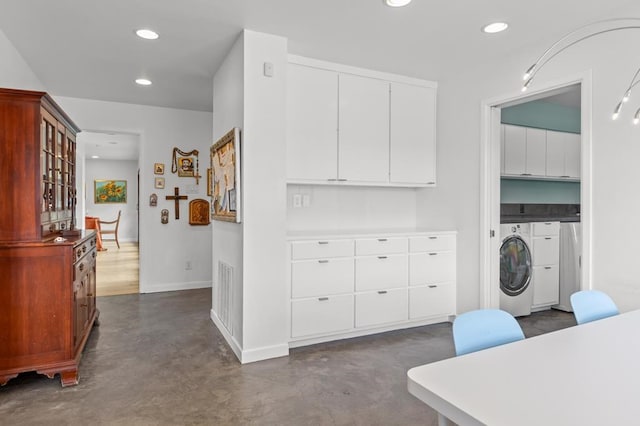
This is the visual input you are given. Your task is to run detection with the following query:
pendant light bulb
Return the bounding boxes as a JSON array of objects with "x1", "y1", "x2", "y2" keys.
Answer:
[
  {"x1": 522, "y1": 78, "x2": 532, "y2": 92},
  {"x1": 634, "y1": 108, "x2": 640, "y2": 125},
  {"x1": 623, "y1": 90, "x2": 631, "y2": 103},
  {"x1": 523, "y1": 64, "x2": 536, "y2": 81},
  {"x1": 612, "y1": 101, "x2": 623, "y2": 120}
]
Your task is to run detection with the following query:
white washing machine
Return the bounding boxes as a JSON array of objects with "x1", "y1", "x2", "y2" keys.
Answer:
[{"x1": 499, "y1": 223, "x2": 533, "y2": 317}]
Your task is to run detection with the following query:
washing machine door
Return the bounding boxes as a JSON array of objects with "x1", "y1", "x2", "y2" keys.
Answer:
[{"x1": 500, "y1": 235, "x2": 532, "y2": 296}]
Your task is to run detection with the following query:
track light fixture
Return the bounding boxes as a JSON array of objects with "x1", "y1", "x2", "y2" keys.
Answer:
[{"x1": 521, "y1": 18, "x2": 640, "y2": 123}]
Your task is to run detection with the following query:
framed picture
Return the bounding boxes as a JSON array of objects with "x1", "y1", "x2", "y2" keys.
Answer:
[
  {"x1": 154, "y1": 163, "x2": 165, "y2": 175},
  {"x1": 211, "y1": 128, "x2": 241, "y2": 222},
  {"x1": 207, "y1": 168, "x2": 212, "y2": 196},
  {"x1": 95, "y1": 180, "x2": 127, "y2": 204},
  {"x1": 155, "y1": 177, "x2": 165, "y2": 189},
  {"x1": 177, "y1": 156, "x2": 195, "y2": 177}
]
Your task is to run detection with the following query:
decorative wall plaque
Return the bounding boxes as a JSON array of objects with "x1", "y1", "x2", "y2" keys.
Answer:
[
  {"x1": 189, "y1": 199, "x2": 210, "y2": 226},
  {"x1": 149, "y1": 193, "x2": 158, "y2": 207},
  {"x1": 161, "y1": 209, "x2": 169, "y2": 224}
]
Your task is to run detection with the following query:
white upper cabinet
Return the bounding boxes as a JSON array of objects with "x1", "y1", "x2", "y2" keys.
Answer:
[
  {"x1": 338, "y1": 74, "x2": 390, "y2": 183},
  {"x1": 285, "y1": 57, "x2": 437, "y2": 187},
  {"x1": 390, "y1": 83, "x2": 436, "y2": 185},
  {"x1": 546, "y1": 130, "x2": 580, "y2": 179},
  {"x1": 286, "y1": 64, "x2": 338, "y2": 181},
  {"x1": 502, "y1": 124, "x2": 580, "y2": 181}
]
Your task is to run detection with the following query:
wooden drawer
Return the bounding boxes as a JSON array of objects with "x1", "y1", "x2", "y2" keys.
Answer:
[
  {"x1": 409, "y1": 252, "x2": 456, "y2": 285},
  {"x1": 409, "y1": 283, "x2": 455, "y2": 319},
  {"x1": 291, "y1": 295, "x2": 354, "y2": 338},
  {"x1": 410, "y1": 234, "x2": 456, "y2": 253},
  {"x1": 355, "y1": 254, "x2": 408, "y2": 292},
  {"x1": 355, "y1": 237, "x2": 407, "y2": 256},
  {"x1": 531, "y1": 222, "x2": 560, "y2": 236},
  {"x1": 291, "y1": 258, "x2": 354, "y2": 298},
  {"x1": 532, "y1": 237, "x2": 559, "y2": 265},
  {"x1": 291, "y1": 239, "x2": 353, "y2": 260},
  {"x1": 355, "y1": 288, "x2": 408, "y2": 328}
]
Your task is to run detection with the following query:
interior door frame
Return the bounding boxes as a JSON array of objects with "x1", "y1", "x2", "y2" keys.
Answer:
[{"x1": 479, "y1": 71, "x2": 593, "y2": 308}]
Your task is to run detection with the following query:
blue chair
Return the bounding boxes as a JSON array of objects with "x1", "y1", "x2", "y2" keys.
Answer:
[
  {"x1": 570, "y1": 290, "x2": 619, "y2": 325},
  {"x1": 452, "y1": 309, "x2": 525, "y2": 356}
]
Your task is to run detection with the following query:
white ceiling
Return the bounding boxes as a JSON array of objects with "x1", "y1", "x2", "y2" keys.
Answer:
[
  {"x1": 81, "y1": 131, "x2": 140, "y2": 161},
  {"x1": 1, "y1": 0, "x2": 638, "y2": 112}
]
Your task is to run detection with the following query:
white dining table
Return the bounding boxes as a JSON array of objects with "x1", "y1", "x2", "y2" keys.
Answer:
[{"x1": 407, "y1": 309, "x2": 640, "y2": 426}]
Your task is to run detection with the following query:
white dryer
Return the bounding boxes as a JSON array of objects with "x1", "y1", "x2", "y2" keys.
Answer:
[{"x1": 499, "y1": 223, "x2": 533, "y2": 317}]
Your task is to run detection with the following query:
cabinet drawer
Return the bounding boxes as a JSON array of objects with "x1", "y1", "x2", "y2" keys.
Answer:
[
  {"x1": 532, "y1": 265, "x2": 559, "y2": 307},
  {"x1": 355, "y1": 255, "x2": 408, "y2": 291},
  {"x1": 355, "y1": 288, "x2": 408, "y2": 328},
  {"x1": 291, "y1": 258, "x2": 354, "y2": 298},
  {"x1": 291, "y1": 295, "x2": 354, "y2": 338},
  {"x1": 355, "y1": 237, "x2": 407, "y2": 256},
  {"x1": 291, "y1": 239, "x2": 353, "y2": 260},
  {"x1": 409, "y1": 284, "x2": 455, "y2": 319},
  {"x1": 409, "y1": 252, "x2": 456, "y2": 285},
  {"x1": 410, "y1": 235, "x2": 456, "y2": 253},
  {"x1": 531, "y1": 222, "x2": 560, "y2": 236},
  {"x1": 532, "y1": 237, "x2": 559, "y2": 265}
]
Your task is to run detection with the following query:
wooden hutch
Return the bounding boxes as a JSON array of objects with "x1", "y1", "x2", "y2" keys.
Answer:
[{"x1": 0, "y1": 88, "x2": 99, "y2": 387}]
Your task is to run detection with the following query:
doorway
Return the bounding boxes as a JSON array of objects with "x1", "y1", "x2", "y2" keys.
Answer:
[
  {"x1": 78, "y1": 130, "x2": 141, "y2": 296},
  {"x1": 479, "y1": 73, "x2": 593, "y2": 309}
]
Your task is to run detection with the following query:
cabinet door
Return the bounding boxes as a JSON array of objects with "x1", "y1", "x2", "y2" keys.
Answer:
[
  {"x1": 409, "y1": 283, "x2": 455, "y2": 319},
  {"x1": 286, "y1": 64, "x2": 338, "y2": 181},
  {"x1": 291, "y1": 258, "x2": 354, "y2": 298},
  {"x1": 291, "y1": 295, "x2": 354, "y2": 338},
  {"x1": 545, "y1": 130, "x2": 565, "y2": 177},
  {"x1": 500, "y1": 125, "x2": 505, "y2": 174},
  {"x1": 564, "y1": 133, "x2": 581, "y2": 178},
  {"x1": 338, "y1": 74, "x2": 389, "y2": 182},
  {"x1": 409, "y1": 252, "x2": 456, "y2": 285},
  {"x1": 355, "y1": 255, "x2": 408, "y2": 292},
  {"x1": 525, "y1": 128, "x2": 546, "y2": 176},
  {"x1": 389, "y1": 83, "x2": 436, "y2": 185},
  {"x1": 532, "y1": 265, "x2": 559, "y2": 306},
  {"x1": 532, "y1": 236, "x2": 559, "y2": 266},
  {"x1": 503, "y1": 125, "x2": 526, "y2": 175}
]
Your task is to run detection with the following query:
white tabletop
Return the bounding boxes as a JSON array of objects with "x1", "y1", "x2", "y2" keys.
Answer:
[{"x1": 408, "y1": 309, "x2": 640, "y2": 426}]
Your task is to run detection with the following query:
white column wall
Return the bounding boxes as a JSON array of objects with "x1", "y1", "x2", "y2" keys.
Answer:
[{"x1": 0, "y1": 28, "x2": 45, "y2": 91}]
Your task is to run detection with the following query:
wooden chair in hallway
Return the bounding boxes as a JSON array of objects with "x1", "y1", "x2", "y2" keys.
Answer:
[{"x1": 99, "y1": 210, "x2": 121, "y2": 249}]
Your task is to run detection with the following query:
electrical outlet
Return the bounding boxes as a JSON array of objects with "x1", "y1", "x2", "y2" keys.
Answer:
[
  {"x1": 185, "y1": 261, "x2": 192, "y2": 270},
  {"x1": 293, "y1": 194, "x2": 302, "y2": 208}
]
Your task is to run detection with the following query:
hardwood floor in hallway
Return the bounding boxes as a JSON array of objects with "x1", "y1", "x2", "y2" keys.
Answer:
[{"x1": 96, "y1": 241, "x2": 139, "y2": 296}]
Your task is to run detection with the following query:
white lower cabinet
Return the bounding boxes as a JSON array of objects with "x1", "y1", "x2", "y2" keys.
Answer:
[
  {"x1": 532, "y1": 265, "x2": 560, "y2": 307},
  {"x1": 291, "y1": 295, "x2": 354, "y2": 338},
  {"x1": 355, "y1": 288, "x2": 408, "y2": 328},
  {"x1": 531, "y1": 222, "x2": 560, "y2": 309},
  {"x1": 288, "y1": 231, "x2": 457, "y2": 345},
  {"x1": 409, "y1": 284, "x2": 456, "y2": 320}
]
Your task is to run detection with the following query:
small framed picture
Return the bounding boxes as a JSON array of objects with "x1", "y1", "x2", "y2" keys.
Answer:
[
  {"x1": 155, "y1": 177, "x2": 165, "y2": 189},
  {"x1": 177, "y1": 157, "x2": 195, "y2": 177},
  {"x1": 154, "y1": 163, "x2": 165, "y2": 175}
]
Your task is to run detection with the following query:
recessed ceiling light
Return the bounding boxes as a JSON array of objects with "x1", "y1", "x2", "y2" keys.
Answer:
[
  {"x1": 91, "y1": 155, "x2": 100, "y2": 159},
  {"x1": 108, "y1": 141, "x2": 118, "y2": 145},
  {"x1": 135, "y1": 78, "x2": 152, "y2": 86},
  {"x1": 136, "y1": 29, "x2": 159, "y2": 40},
  {"x1": 482, "y1": 22, "x2": 509, "y2": 34},
  {"x1": 384, "y1": 0, "x2": 412, "y2": 7}
]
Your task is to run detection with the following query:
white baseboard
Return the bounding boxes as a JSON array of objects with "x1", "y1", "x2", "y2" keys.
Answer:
[
  {"x1": 140, "y1": 280, "x2": 212, "y2": 294},
  {"x1": 210, "y1": 309, "x2": 243, "y2": 361}
]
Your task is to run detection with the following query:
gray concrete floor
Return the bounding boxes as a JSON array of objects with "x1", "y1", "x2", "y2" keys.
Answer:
[{"x1": 0, "y1": 289, "x2": 575, "y2": 425}]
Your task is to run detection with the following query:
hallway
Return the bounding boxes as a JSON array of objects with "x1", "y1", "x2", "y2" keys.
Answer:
[{"x1": 96, "y1": 241, "x2": 139, "y2": 296}]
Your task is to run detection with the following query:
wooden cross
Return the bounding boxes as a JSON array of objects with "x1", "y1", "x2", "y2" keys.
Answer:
[
  {"x1": 194, "y1": 172, "x2": 202, "y2": 185},
  {"x1": 165, "y1": 187, "x2": 188, "y2": 219}
]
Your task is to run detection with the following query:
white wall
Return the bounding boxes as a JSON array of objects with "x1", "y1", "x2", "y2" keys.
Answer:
[
  {"x1": 418, "y1": 30, "x2": 640, "y2": 314},
  {"x1": 212, "y1": 33, "x2": 245, "y2": 347},
  {"x1": 85, "y1": 159, "x2": 139, "y2": 242},
  {"x1": 287, "y1": 184, "x2": 417, "y2": 231},
  {"x1": 55, "y1": 96, "x2": 213, "y2": 293},
  {"x1": 0, "y1": 28, "x2": 45, "y2": 91}
]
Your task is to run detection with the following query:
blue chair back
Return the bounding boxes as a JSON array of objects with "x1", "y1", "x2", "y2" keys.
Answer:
[
  {"x1": 453, "y1": 309, "x2": 525, "y2": 356},
  {"x1": 570, "y1": 290, "x2": 619, "y2": 325}
]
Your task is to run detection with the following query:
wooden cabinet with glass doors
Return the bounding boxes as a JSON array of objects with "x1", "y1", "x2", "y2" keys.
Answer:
[{"x1": 0, "y1": 88, "x2": 98, "y2": 387}]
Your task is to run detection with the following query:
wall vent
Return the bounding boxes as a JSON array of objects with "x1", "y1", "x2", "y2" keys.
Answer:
[{"x1": 218, "y1": 261, "x2": 233, "y2": 336}]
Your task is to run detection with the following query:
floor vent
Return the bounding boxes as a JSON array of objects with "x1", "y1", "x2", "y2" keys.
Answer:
[{"x1": 218, "y1": 261, "x2": 233, "y2": 336}]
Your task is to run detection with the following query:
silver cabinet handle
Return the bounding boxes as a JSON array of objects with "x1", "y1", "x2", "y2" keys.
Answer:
[
  {"x1": 318, "y1": 241, "x2": 329, "y2": 245},
  {"x1": 337, "y1": 179, "x2": 347, "y2": 181},
  {"x1": 429, "y1": 253, "x2": 438, "y2": 256},
  {"x1": 544, "y1": 222, "x2": 552, "y2": 225},
  {"x1": 378, "y1": 290, "x2": 387, "y2": 294},
  {"x1": 318, "y1": 260, "x2": 329, "y2": 264},
  {"x1": 544, "y1": 266, "x2": 552, "y2": 270},
  {"x1": 428, "y1": 236, "x2": 437, "y2": 240},
  {"x1": 545, "y1": 237, "x2": 552, "y2": 240},
  {"x1": 428, "y1": 285, "x2": 437, "y2": 288},
  {"x1": 318, "y1": 297, "x2": 329, "y2": 301},
  {"x1": 378, "y1": 256, "x2": 387, "y2": 259},
  {"x1": 427, "y1": 181, "x2": 435, "y2": 185},
  {"x1": 378, "y1": 238, "x2": 388, "y2": 242}
]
